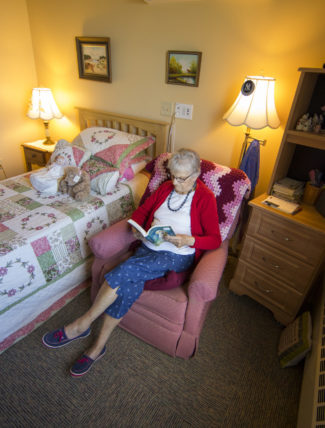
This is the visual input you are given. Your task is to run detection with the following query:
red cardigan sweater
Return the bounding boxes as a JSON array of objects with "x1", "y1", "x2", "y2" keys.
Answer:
[{"x1": 131, "y1": 179, "x2": 221, "y2": 261}]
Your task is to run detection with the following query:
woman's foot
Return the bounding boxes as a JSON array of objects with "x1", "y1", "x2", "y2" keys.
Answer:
[
  {"x1": 42, "y1": 327, "x2": 91, "y2": 348},
  {"x1": 70, "y1": 346, "x2": 106, "y2": 377},
  {"x1": 64, "y1": 320, "x2": 90, "y2": 341}
]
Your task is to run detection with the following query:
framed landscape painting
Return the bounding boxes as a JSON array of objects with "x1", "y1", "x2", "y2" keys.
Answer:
[
  {"x1": 166, "y1": 51, "x2": 202, "y2": 87},
  {"x1": 76, "y1": 37, "x2": 111, "y2": 82}
]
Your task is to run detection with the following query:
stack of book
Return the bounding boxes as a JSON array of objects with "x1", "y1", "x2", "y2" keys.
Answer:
[{"x1": 271, "y1": 177, "x2": 305, "y2": 202}]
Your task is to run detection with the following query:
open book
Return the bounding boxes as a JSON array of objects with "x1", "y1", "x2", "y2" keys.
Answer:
[{"x1": 128, "y1": 218, "x2": 175, "y2": 246}]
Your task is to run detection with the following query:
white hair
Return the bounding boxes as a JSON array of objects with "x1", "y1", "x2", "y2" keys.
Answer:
[{"x1": 168, "y1": 148, "x2": 201, "y2": 175}]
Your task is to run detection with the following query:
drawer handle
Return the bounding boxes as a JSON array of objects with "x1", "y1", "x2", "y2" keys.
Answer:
[
  {"x1": 262, "y1": 256, "x2": 280, "y2": 269},
  {"x1": 270, "y1": 230, "x2": 293, "y2": 242},
  {"x1": 31, "y1": 154, "x2": 37, "y2": 158},
  {"x1": 254, "y1": 281, "x2": 272, "y2": 293}
]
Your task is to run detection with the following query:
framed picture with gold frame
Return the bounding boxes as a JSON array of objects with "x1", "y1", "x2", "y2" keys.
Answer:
[
  {"x1": 166, "y1": 50, "x2": 202, "y2": 87},
  {"x1": 76, "y1": 37, "x2": 111, "y2": 82}
]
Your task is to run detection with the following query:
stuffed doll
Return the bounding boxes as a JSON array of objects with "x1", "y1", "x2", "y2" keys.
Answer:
[
  {"x1": 30, "y1": 154, "x2": 67, "y2": 195},
  {"x1": 59, "y1": 166, "x2": 91, "y2": 201}
]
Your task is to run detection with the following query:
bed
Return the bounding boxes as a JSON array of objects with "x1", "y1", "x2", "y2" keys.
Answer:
[{"x1": 0, "y1": 108, "x2": 169, "y2": 353}]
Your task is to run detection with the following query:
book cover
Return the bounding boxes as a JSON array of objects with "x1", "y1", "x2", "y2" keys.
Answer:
[
  {"x1": 128, "y1": 219, "x2": 175, "y2": 245},
  {"x1": 273, "y1": 177, "x2": 304, "y2": 191},
  {"x1": 262, "y1": 195, "x2": 301, "y2": 215}
]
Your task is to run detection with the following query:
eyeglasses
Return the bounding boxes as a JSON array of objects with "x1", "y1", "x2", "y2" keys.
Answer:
[{"x1": 171, "y1": 172, "x2": 194, "y2": 183}]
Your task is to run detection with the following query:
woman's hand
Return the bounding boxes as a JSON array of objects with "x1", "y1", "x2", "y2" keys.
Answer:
[
  {"x1": 131, "y1": 227, "x2": 145, "y2": 241},
  {"x1": 164, "y1": 234, "x2": 195, "y2": 248}
]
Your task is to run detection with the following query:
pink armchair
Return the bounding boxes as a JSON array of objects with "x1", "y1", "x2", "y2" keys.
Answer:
[{"x1": 89, "y1": 155, "x2": 251, "y2": 359}]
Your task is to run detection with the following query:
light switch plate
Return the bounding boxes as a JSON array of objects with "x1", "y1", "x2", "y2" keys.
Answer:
[
  {"x1": 175, "y1": 103, "x2": 193, "y2": 120},
  {"x1": 160, "y1": 101, "x2": 172, "y2": 116}
]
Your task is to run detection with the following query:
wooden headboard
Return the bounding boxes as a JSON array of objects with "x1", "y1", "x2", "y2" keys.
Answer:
[{"x1": 76, "y1": 107, "x2": 170, "y2": 157}]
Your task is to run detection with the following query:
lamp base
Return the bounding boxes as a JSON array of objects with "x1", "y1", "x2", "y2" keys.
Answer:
[
  {"x1": 42, "y1": 137, "x2": 55, "y2": 145},
  {"x1": 42, "y1": 121, "x2": 55, "y2": 145}
]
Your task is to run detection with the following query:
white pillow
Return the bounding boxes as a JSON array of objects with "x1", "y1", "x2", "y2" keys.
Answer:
[
  {"x1": 90, "y1": 170, "x2": 119, "y2": 195},
  {"x1": 132, "y1": 159, "x2": 148, "y2": 175},
  {"x1": 50, "y1": 139, "x2": 91, "y2": 167},
  {"x1": 72, "y1": 127, "x2": 145, "y2": 154}
]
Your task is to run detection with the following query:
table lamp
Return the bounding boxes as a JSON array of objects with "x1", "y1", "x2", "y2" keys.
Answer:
[
  {"x1": 27, "y1": 88, "x2": 63, "y2": 145},
  {"x1": 223, "y1": 76, "x2": 280, "y2": 167}
]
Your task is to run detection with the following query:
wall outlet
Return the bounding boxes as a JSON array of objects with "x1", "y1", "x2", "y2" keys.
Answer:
[
  {"x1": 175, "y1": 103, "x2": 193, "y2": 120},
  {"x1": 160, "y1": 101, "x2": 172, "y2": 116}
]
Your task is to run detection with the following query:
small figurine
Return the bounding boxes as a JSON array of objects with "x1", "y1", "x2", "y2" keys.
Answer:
[
  {"x1": 296, "y1": 113, "x2": 312, "y2": 131},
  {"x1": 296, "y1": 107, "x2": 325, "y2": 133},
  {"x1": 311, "y1": 113, "x2": 324, "y2": 133},
  {"x1": 296, "y1": 113, "x2": 313, "y2": 132},
  {"x1": 30, "y1": 154, "x2": 68, "y2": 195}
]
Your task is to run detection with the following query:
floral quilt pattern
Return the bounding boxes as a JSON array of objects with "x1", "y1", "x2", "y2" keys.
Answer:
[{"x1": 0, "y1": 173, "x2": 135, "y2": 346}]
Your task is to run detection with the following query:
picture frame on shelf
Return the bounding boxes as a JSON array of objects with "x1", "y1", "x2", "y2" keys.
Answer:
[
  {"x1": 166, "y1": 51, "x2": 202, "y2": 87},
  {"x1": 76, "y1": 37, "x2": 111, "y2": 83}
]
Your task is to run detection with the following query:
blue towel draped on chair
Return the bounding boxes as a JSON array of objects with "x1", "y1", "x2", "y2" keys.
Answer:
[{"x1": 239, "y1": 139, "x2": 260, "y2": 191}]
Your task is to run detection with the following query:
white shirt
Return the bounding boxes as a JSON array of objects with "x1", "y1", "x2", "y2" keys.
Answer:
[{"x1": 144, "y1": 189, "x2": 195, "y2": 255}]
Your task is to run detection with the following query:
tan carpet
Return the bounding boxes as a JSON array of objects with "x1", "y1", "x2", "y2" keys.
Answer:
[{"x1": 0, "y1": 257, "x2": 303, "y2": 427}]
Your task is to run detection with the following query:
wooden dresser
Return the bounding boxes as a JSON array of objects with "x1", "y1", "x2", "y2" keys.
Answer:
[
  {"x1": 229, "y1": 67, "x2": 325, "y2": 325},
  {"x1": 230, "y1": 194, "x2": 325, "y2": 325}
]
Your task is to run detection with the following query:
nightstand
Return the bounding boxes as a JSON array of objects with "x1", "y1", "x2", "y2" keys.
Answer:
[
  {"x1": 22, "y1": 140, "x2": 56, "y2": 171},
  {"x1": 229, "y1": 194, "x2": 325, "y2": 325}
]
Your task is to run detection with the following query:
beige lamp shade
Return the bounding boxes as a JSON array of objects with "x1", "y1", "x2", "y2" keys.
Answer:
[
  {"x1": 27, "y1": 88, "x2": 63, "y2": 121},
  {"x1": 223, "y1": 76, "x2": 280, "y2": 130}
]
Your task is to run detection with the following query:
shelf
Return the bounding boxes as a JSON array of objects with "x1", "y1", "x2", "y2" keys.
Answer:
[
  {"x1": 286, "y1": 130, "x2": 325, "y2": 150},
  {"x1": 298, "y1": 67, "x2": 325, "y2": 74}
]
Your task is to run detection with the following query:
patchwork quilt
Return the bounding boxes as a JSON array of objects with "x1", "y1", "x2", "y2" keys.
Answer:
[{"x1": 0, "y1": 172, "x2": 138, "y2": 353}]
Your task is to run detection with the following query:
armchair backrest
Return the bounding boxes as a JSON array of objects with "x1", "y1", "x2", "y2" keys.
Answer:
[{"x1": 140, "y1": 153, "x2": 251, "y2": 241}]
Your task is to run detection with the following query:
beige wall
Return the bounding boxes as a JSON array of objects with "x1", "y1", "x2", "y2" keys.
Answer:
[
  {"x1": 0, "y1": 0, "x2": 40, "y2": 177},
  {"x1": 4, "y1": 0, "x2": 325, "y2": 194}
]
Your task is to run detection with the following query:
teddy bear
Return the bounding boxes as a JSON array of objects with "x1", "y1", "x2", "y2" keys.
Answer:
[{"x1": 59, "y1": 166, "x2": 91, "y2": 201}]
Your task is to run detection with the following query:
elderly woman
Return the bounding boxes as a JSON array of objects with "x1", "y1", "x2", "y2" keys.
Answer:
[{"x1": 42, "y1": 148, "x2": 221, "y2": 376}]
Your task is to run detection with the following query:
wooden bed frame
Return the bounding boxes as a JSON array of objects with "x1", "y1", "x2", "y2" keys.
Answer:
[{"x1": 76, "y1": 107, "x2": 170, "y2": 157}]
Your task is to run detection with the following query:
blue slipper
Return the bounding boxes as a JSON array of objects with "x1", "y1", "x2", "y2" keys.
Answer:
[
  {"x1": 42, "y1": 327, "x2": 91, "y2": 348},
  {"x1": 70, "y1": 346, "x2": 106, "y2": 377}
]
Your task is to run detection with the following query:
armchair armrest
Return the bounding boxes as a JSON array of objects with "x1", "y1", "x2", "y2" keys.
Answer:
[
  {"x1": 88, "y1": 218, "x2": 136, "y2": 260},
  {"x1": 176, "y1": 240, "x2": 229, "y2": 356},
  {"x1": 188, "y1": 240, "x2": 229, "y2": 302}
]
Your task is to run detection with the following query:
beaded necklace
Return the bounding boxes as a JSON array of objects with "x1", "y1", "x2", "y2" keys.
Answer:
[{"x1": 167, "y1": 185, "x2": 196, "y2": 212}]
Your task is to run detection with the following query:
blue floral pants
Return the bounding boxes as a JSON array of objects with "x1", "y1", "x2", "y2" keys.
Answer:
[{"x1": 104, "y1": 244, "x2": 194, "y2": 319}]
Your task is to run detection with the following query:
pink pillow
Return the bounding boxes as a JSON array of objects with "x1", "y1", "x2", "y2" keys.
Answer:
[
  {"x1": 81, "y1": 157, "x2": 118, "y2": 180},
  {"x1": 121, "y1": 167, "x2": 135, "y2": 181},
  {"x1": 144, "y1": 269, "x2": 192, "y2": 291},
  {"x1": 94, "y1": 136, "x2": 154, "y2": 177},
  {"x1": 50, "y1": 139, "x2": 91, "y2": 167}
]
